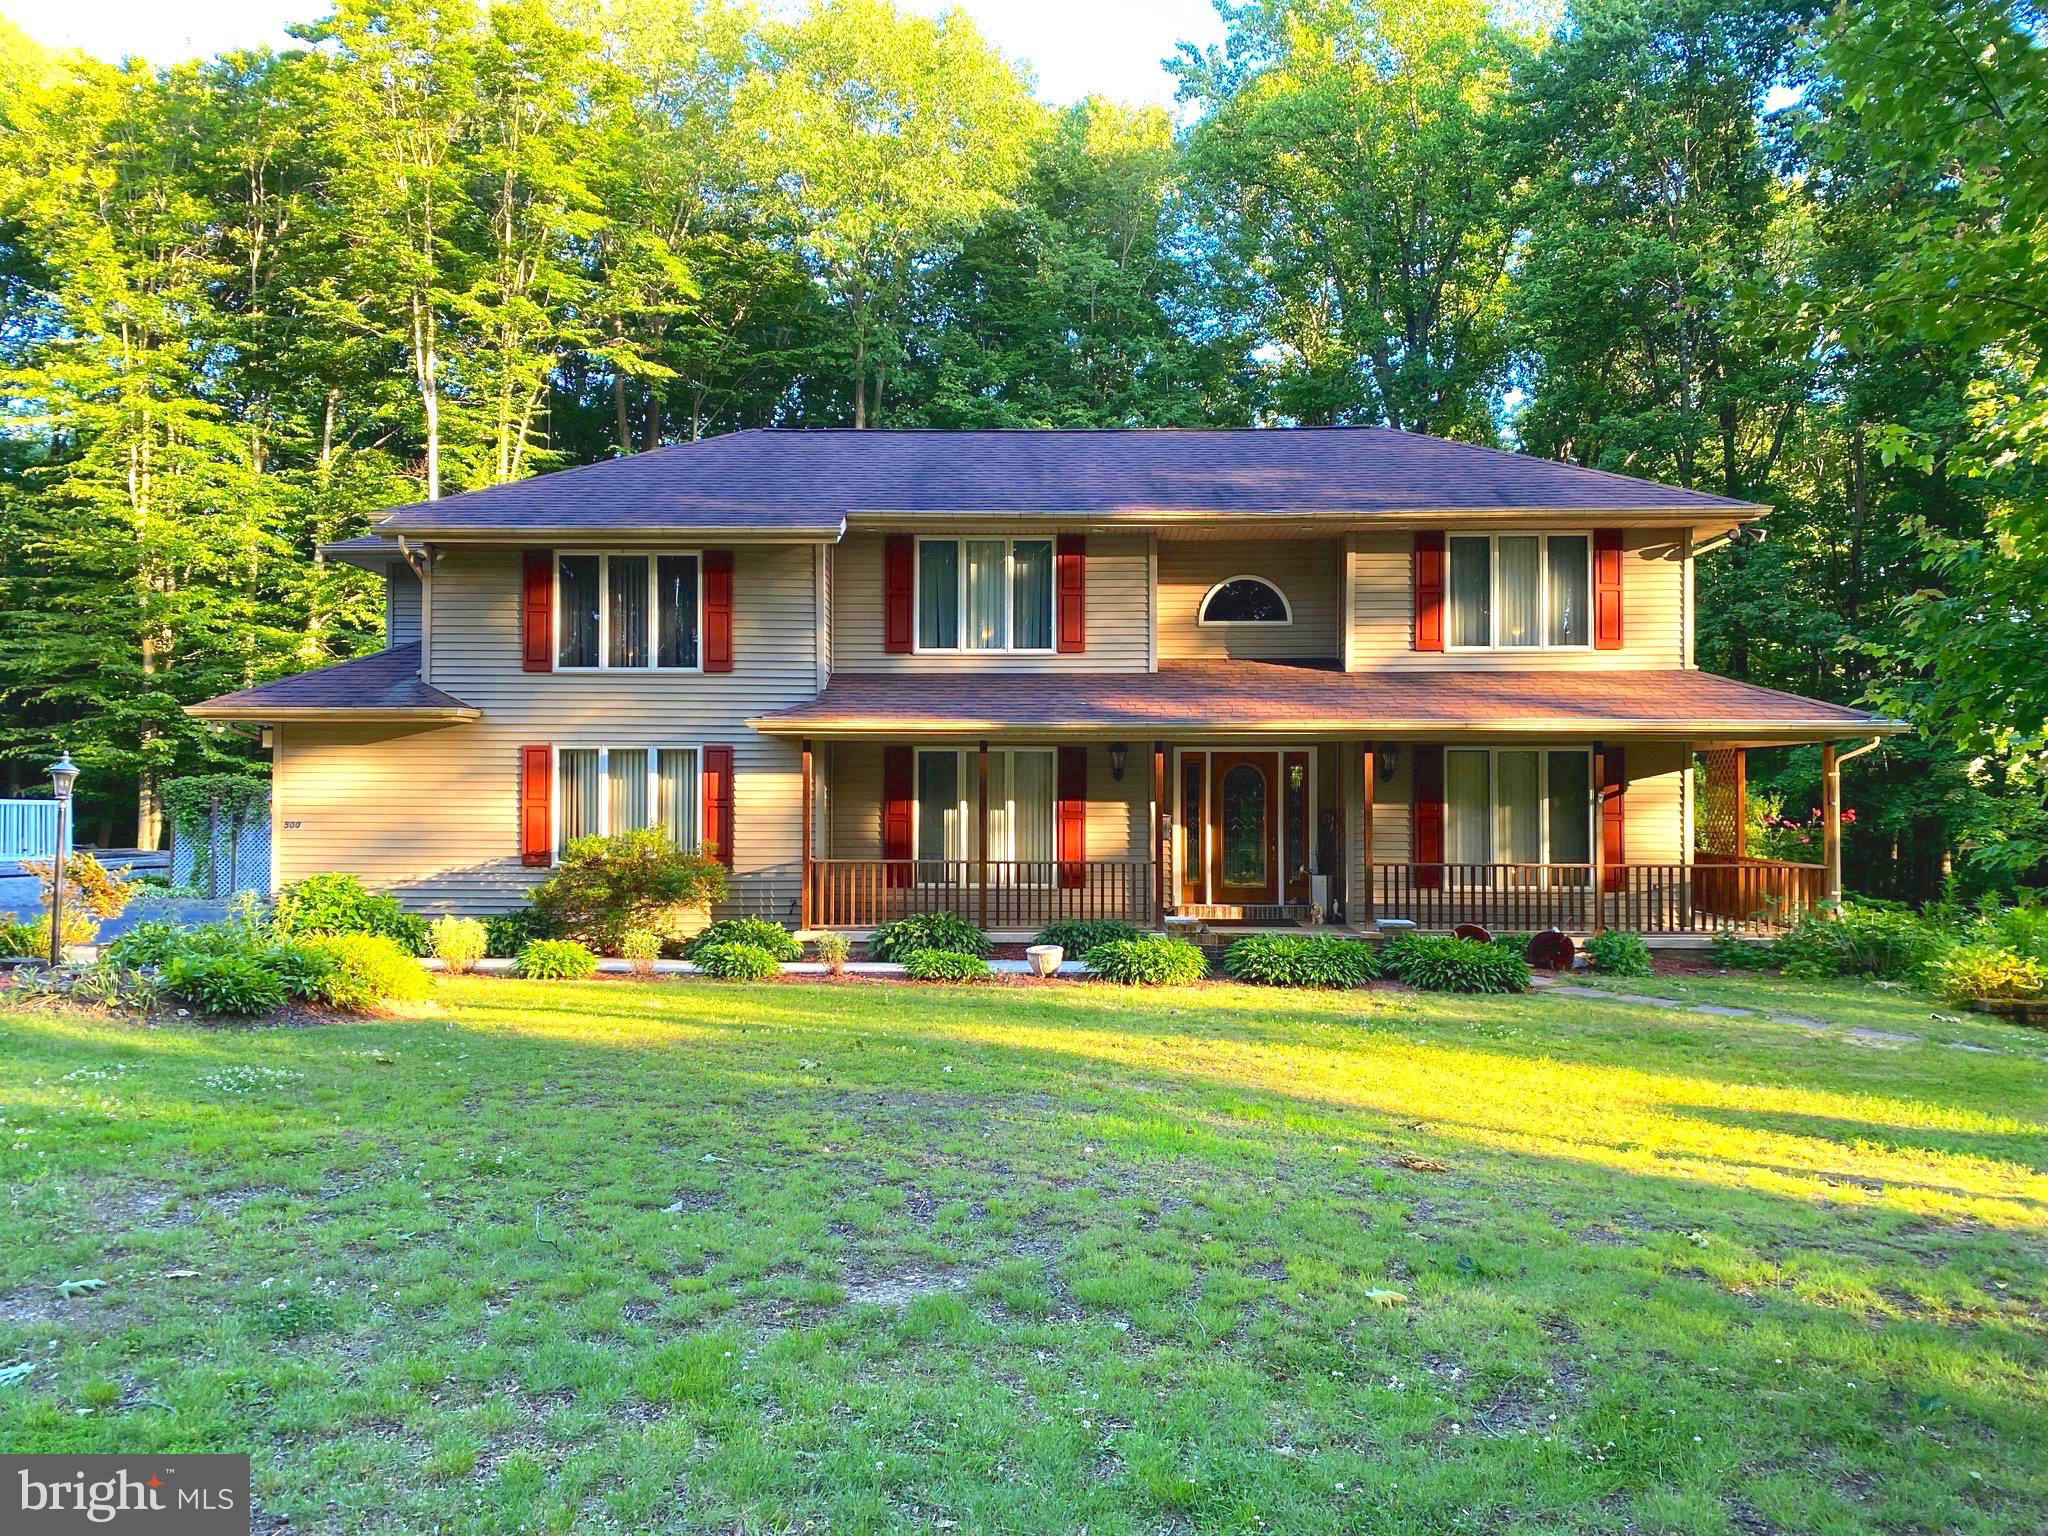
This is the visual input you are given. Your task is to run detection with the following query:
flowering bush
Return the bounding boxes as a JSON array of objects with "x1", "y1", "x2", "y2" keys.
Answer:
[{"x1": 21, "y1": 852, "x2": 135, "y2": 919}]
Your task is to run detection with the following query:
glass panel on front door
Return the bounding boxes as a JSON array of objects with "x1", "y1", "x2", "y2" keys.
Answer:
[{"x1": 1221, "y1": 764, "x2": 1268, "y2": 886}]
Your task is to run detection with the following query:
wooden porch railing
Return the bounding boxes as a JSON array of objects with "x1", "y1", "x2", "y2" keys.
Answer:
[
  {"x1": 1372, "y1": 859, "x2": 1825, "y2": 936},
  {"x1": 808, "y1": 859, "x2": 1156, "y2": 930}
]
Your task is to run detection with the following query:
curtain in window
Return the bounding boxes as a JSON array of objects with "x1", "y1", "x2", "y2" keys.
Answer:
[
  {"x1": 1011, "y1": 540, "x2": 1053, "y2": 649},
  {"x1": 964, "y1": 540, "x2": 1006, "y2": 650},
  {"x1": 1445, "y1": 750, "x2": 1491, "y2": 866},
  {"x1": 557, "y1": 557, "x2": 600, "y2": 667},
  {"x1": 657, "y1": 555, "x2": 699, "y2": 668},
  {"x1": 917, "y1": 751, "x2": 961, "y2": 862},
  {"x1": 1447, "y1": 537, "x2": 1491, "y2": 647},
  {"x1": 1497, "y1": 537, "x2": 1541, "y2": 648},
  {"x1": 657, "y1": 749, "x2": 698, "y2": 849},
  {"x1": 1547, "y1": 751, "x2": 1592, "y2": 865},
  {"x1": 1012, "y1": 751, "x2": 1054, "y2": 867},
  {"x1": 608, "y1": 557, "x2": 649, "y2": 667},
  {"x1": 1547, "y1": 536, "x2": 1590, "y2": 646},
  {"x1": 918, "y1": 541, "x2": 958, "y2": 649},
  {"x1": 558, "y1": 749, "x2": 601, "y2": 849},
  {"x1": 983, "y1": 752, "x2": 1013, "y2": 865},
  {"x1": 1495, "y1": 750, "x2": 1541, "y2": 865},
  {"x1": 608, "y1": 748, "x2": 649, "y2": 832}
]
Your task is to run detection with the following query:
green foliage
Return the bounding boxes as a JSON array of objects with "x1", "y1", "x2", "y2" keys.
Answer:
[
  {"x1": 273, "y1": 873, "x2": 429, "y2": 955},
  {"x1": 1032, "y1": 919, "x2": 1140, "y2": 956},
  {"x1": 161, "y1": 952, "x2": 288, "y2": 1017},
  {"x1": 102, "y1": 919, "x2": 191, "y2": 971},
  {"x1": 693, "y1": 941, "x2": 780, "y2": 981},
  {"x1": 902, "y1": 948, "x2": 989, "y2": 982},
  {"x1": 261, "y1": 943, "x2": 339, "y2": 1005},
  {"x1": 300, "y1": 933, "x2": 431, "y2": 1012},
  {"x1": 1583, "y1": 931, "x2": 1652, "y2": 978},
  {"x1": 1709, "y1": 933, "x2": 1776, "y2": 971},
  {"x1": 814, "y1": 931, "x2": 851, "y2": 976},
  {"x1": 1770, "y1": 901, "x2": 1947, "y2": 982},
  {"x1": 1381, "y1": 934, "x2": 1530, "y2": 995},
  {"x1": 484, "y1": 908, "x2": 551, "y2": 960},
  {"x1": 869, "y1": 913, "x2": 990, "y2": 962},
  {"x1": 621, "y1": 929, "x2": 662, "y2": 975},
  {"x1": 2, "y1": 911, "x2": 100, "y2": 955},
  {"x1": 1085, "y1": 936, "x2": 1208, "y2": 987},
  {"x1": 66, "y1": 962, "x2": 161, "y2": 1012},
  {"x1": 427, "y1": 916, "x2": 487, "y2": 975},
  {"x1": 1925, "y1": 944, "x2": 2046, "y2": 1006},
  {"x1": 1223, "y1": 933, "x2": 1378, "y2": 988},
  {"x1": 20, "y1": 851, "x2": 134, "y2": 919},
  {"x1": 529, "y1": 828, "x2": 727, "y2": 954},
  {"x1": 515, "y1": 939, "x2": 598, "y2": 981},
  {"x1": 683, "y1": 916, "x2": 800, "y2": 963}
]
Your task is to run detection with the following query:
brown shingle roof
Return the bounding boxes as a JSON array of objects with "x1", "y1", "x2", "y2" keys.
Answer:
[
  {"x1": 186, "y1": 644, "x2": 479, "y2": 721},
  {"x1": 750, "y1": 661, "x2": 1898, "y2": 741},
  {"x1": 381, "y1": 427, "x2": 1762, "y2": 536}
]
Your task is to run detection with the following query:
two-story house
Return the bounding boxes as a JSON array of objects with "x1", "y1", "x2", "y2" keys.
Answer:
[{"x1": 188, "y1": 428, "x2": 1900, "y2": 938}]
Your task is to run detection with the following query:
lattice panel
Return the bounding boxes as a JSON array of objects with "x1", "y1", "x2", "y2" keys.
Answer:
[{"x1": 1697, "y1": 747, "x2": 1746, "y2": 857}]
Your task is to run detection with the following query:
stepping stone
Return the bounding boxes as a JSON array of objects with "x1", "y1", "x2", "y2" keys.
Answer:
[
  {"x1": 1690, "y1": 1004, "x2": 1755, "y2": 1018},
  {"x1": 1769, "y1": 1014, "x2": 1830, "y2": 1031},
  {"x1": 1846, "y1": 1027, "x2": 1920, "y2": 1047},
  {"x1": 1543, "y1": 985, "x2": 1611, "y2": 998},
  {"x1": 1611, "y1": 992, "x2": 1682, "y2": 1007},
  {"x1": 1942, "y1": 1040, "x2": 1999, "y2": 1055}
]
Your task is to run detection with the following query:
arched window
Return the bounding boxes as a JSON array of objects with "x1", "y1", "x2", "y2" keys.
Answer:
[{"x1": 1199, "y1": 576, "x2": 1292, "y2": 625}]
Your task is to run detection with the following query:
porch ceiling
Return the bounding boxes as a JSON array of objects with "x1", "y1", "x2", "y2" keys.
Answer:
[{"x1": 750, "y1": 660, "x2": 1903, "y2": 744}]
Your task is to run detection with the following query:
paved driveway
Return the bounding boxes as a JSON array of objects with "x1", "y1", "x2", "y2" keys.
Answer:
[{"x1": 0, "y1": 873, "x2": 235, "y2": 939}]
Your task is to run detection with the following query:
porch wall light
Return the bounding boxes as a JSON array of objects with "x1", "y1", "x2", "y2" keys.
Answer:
[
  {"x1": 1375, "y1": 745, "x2": 1400, "y2": 781},
  {"x1": 1108, "y1": 742, "x2": 1128, "y2": 781}
]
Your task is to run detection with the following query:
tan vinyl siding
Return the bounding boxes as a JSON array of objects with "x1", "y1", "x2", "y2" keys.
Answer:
[
  {"x1": 276, "y1": 543, "x2": 824, "y2": 916},
  {"x1": 832, "y1": 530, "x2": 1151, "y2": 672},
  {"x1": 1157, "y1": 539, "x2": 1343, "y2": 660},
  {"x1": 386, "y1": 566, "x2": 422, "y2": 648},
  {"x1": 1346, "y1": 527, "x2": 1689, "y2": 670}
]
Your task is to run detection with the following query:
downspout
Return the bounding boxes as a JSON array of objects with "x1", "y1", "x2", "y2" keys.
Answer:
[{"x1": 1823, "y1": 737, "x2": 1884, "y2": 911}]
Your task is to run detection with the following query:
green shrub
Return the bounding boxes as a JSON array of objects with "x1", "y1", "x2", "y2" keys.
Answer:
[
  {"x1": 162, "y1": 952, "x2": 287, "y2": 1016},
  {"x1": 484, "y1": 907, "x2": 550, "y2": 959},
  {"x1": 683, "y1": 916, "x2": 801, "y2": 962},
  {"x1": 301, "y1": 933, "x2": 431, "y2": 1011},
  {"x1": 1708, "y1": 932, "x2": 1775, "y2": 970},
  {"x1": 694, "y1": 941, "x2": 780, "y2": 980},
  {"x1": 1086, "y1": 936, "x2": 1208, "y2": 986},
  {"x1": 1770, "y1": 900, "x2": 1943, "y2": 981},
  {"x1": 1224, "y1": 933, "x2": 1378, "y2": 987},
  {"x1": 10, "y1": 911, "x2": 101, "y2": 955},
  {"x1": 272, "y1": 873, "x2": 429, "y2": 955},
  {"x1": 1032, "y1": 919, "x2": 1140, "y2": 956},
  {"x1": 1925, "y1": 944, "x2": 2046, "y2": 1004},
  {"x1": 21, "y1": 851, "x2": 135, "y2": 919},
  {"x1": 529, "y1": 827, "x2": 728, "y2": 953},
  {"x1": 428, "y1": 916, "x2": 488, "y2": 975},
  {"x1": 1982, "y1": 903, "x2": 2048, "y2": 964},
  {"x1": 902, "y1": 948, "x2": 989, "y2": 982},
  {"x1": 815, "y1": 931, "x2": 851, "y2": 976},
  {"x1": 870, "y1": 912, "x2": 990, "y2": 961},
  {"x1": 1584, "y1": 930, "x2": 1652, "y2": 977},
  {"x1": 1382, "y1": 933, "x2": 1530, "y2": 994},
  {"x1": 102, "y1": 919, "x2": 188, "y2": 970},
  {"x1": 261, "y1": 943, "x2": 339, "y2": 1004},
  {"x1": 0, "y1": 914, "x2": 41, "y2": 957},
  {"x1": 621, "y1": 929, "x2": 662, "y2": 976},
  {"x1": 68, "y1": 962, "x2": 160, "y2": 1012},
  {"x1": 516, "y1": 938, "x2": 598, "y2": 980}
]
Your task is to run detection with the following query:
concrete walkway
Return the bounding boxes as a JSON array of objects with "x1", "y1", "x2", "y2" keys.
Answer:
[{"x1": 425, "y1": 956, "x2": 1094, "y2": 978}]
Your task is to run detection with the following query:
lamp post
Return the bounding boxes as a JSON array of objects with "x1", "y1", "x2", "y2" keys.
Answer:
[{"x1": 47, "y1": 752, "x2": 77, "y2": 968}]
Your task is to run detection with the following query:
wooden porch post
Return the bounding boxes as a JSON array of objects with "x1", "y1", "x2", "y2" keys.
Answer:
[
  {"x1": 1731, "y1": 747, "x2": 1748, "y2": 859},
  {"x1": 800, "y1": 738, "x2": 814, "y2": 930},
  {"x1": 977, "y1": 740, "x2": 989, "y2": 930},
  {"x1": 1152, "y1": 741, "x2": 1166, "y2": 926},
  {"x1": 1821, "y1": 741, "x2": 1842, "y2": 909},
  {"x1": 1359, "y1": 742, "x2": 1376, "y2": 928},
  {"x1": 1590, "y1": 740, "x2": 1606, "y2": 935}
]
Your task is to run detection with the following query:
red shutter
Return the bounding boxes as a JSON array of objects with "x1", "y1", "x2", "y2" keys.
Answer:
[
  {"x1": 883, "y1": 535, "x2": 915, "y2": 654},
  {"x1": 1056, "y1": 534, "x2": 1086, "y2": 654},
  {"x1": 1414, "y1": 532, "x2": 1445, "y2": 652},
  {"x1": 519, "y1": 746, "x2": 552, "y2": 867},
  {"x1": 702, "y1": 745, "x2": 734, "y2": 868},
  {"x1": 521, "y1": 551, "x2": 553, "y2": 672},
  {"x1": 1057, "y1": 745, "x2": 1088, "y2": 889},
  {"x1": 882, "y1": 745, "x2": 913, "y2": 887},
  {"x1": 1411, "y1": 744, "x2": 1444, "y2": 890},
  {"x1": 704, "y1": 549, "x2": 734, "y2": 672},
  {"x1": 1602, "y1": 747, "x2": 1626, "y2": 891},
  {"x1": 1593, "y1": 529, "x2": 1624, "y2": 650}
]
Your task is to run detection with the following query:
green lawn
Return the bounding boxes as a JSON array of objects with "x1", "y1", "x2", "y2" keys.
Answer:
[{"x1": 2, "y1": 973, "x2": 2044, "y2": 1535}]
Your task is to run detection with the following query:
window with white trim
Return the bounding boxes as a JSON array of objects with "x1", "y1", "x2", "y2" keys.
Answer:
[
  {"x1": 1199, "y1": 576, "x2": 1291, "y2": 625},
  {"x1": 915, "y1": 538, "x2": 1055, "y2": 651},
  {"x1": 1444, "y1": 747, "x2": 1592, "y2": 866},
  {"x1": 555, "y1": 745, "x2": 700, "y2": 856},
  {"x1": 1446, "y1": 534, "x2": 1591, "y2": 649},
  {"x1": 556, "y1": 552, "x2": 701, "y2": 669},
  {"x1": 914, "y1": 747, "x2": 1057, "y2": 866}
]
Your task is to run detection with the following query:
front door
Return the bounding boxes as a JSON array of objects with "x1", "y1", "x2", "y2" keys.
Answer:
[{"x1": 1210, "y1": 752, "x2": 1279, "y2": 905}]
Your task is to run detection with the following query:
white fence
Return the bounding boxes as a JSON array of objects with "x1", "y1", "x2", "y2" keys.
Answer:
[{"x1": 0, "y1": 800, "x2": 69, "y2": 868}]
